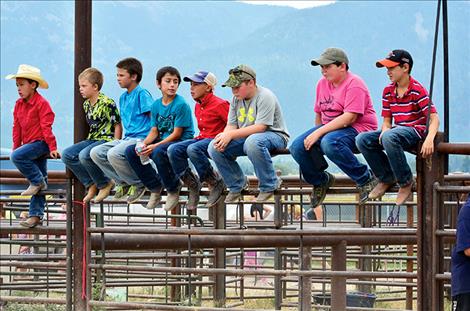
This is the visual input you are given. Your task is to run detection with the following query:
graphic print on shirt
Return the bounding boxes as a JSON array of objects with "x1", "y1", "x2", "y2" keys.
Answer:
[
  {"x1": 156, "y1": 113, "x2": 175, "y2": 136},
  {"x1": 238, "y1": 107, "x2": 255, "y2": 123},
  {"x1": 319, "y1": 95, "x2": 342, "y2": 118}
]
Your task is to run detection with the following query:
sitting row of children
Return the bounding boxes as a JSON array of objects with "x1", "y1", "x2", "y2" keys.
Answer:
[{"x1": 7, "y1": 47, "x2": 439, "y2": 228}]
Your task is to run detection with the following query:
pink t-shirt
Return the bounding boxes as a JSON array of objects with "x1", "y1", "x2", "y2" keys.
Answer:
[{"x1": 314, "y1": 72, "x2": 378, "y2": 133}]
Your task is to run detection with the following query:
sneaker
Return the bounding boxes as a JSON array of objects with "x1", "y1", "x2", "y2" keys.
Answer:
[
  {"x1": 224, "y1": 191, "x2": 243, "y2": 204},
  {"x1": 21, "y1": 181, "x2": 47, "y2": 196},
  {"x1": 358, "y1": 176, "x2": 378, "y2": 204},
  {"x1": 83, "y1": 184, "x2": 98, "y2": 203},
  {"x1": 146, "y1": 188, "x2": 162, "y2": 209},
  {"x1": 256, "y1": 191, "x2": 274, "y2": 202},
  {"x1": 310, "y1": 172, "x2": 335, "y2": 207},
  {"x1": 256, "y1": 177, "x2": 282, "y2": 202},
  {"x1": 113, "y1": 184, "x2": 130, "y2": 200},
  {"x1": 127, "y1": 185, "x2": 146, "y2": 204},
  {"x1": 94, "y1": 180, "x2": 115, "y2": 203},
  {"x1": 164, "y1": 183, "x2": 183, "y2": 212},
  {"x1": 19, "y1": 216, "x2": 43, "y2": 228},
  {"x1": 396, "y1": 181, "x2": 413, "y2": 205},
  {"x1": 369, "y1": 181, "x2": 395, "y2": 200}
]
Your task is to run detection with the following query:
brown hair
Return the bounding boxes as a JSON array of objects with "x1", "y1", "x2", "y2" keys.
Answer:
[{"x1": 79, "y1": 67, "x2": 104, "y2": 90}]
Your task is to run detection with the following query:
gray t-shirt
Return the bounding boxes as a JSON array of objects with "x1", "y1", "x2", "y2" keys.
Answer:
[{"x1": 228, "y1": 86, "x2": 290, "y2": 143}]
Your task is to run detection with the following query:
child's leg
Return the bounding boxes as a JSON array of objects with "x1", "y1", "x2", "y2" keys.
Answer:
[
  {"x1": 320, "y1": 127, "x2": 371, "y2": 186},
  {"x1": 380, "y1": 126, "x2": 421, "y2": 187},
  {"x1": 78, "y1": 140, "x2": 111, "y2": 189},
  {"x1": 208, "y1": 138, "x2": 246, "y2": 192},
  {"x1": 107, "y1": 140, "x2": 144, "y2": 187},
  {"x1": 62, "y1": 140, "x2": 100, "y2": 188},
  {"x1": 29, "y1": 156, "x2": 48, "y2": 219},
  {"x1": 124, "y1": 144, "x2": 162, "y2": 192},
  {"x1": 90, "y1": 140, "x2": 124, "y2": 184},
  {"x1": 290, "y1": 126, "x2": 329, "y2": 186},
  {"x1": 356, "y1": 130, "x2": 396, "y2": 184},
  {"x1": 11, "y1": 141, "x2": 49, "y2": 185},
  {"x1": 152, "y1": 142, "x2": 181, "y2": 192},
  {"x1": 244, "y1": 132, "x2": 286, "y2": 192},
  {"x1": 167, "y1": 139, "x2": 197, "y2": 178},
  {"x1": 186, "y1": 139, "x2": 213, "y2": 180}
]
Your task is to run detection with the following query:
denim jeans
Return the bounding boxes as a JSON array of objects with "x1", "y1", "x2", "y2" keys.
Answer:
[
  {"x1": 62, "y1": 140, "x2": 110, "y2": 189},
  {"x1": 290, "y1": 126, "x2": 370, "y2": 186},
  {"x1": 168, "y1": 138, "x2": 213, "y2": 181},
  {"x1": 356, "y1": 126, "x2": 420, "y2": 186},
  {"x1": 125, "y1": 141, "x2": 181, "y2": 192},
  {"x1": 90, "y1": 139, "x2": 143, "y2": 187},
  {"x1": 11, "y1": 140, "x2": 49, "y2": 218},
  {"x1": 208, "y1": 132, "x2": 287, "y2": 192}
]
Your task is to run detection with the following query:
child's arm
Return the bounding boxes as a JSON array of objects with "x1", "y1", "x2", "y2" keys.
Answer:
[
  {"x1": 379, "y1": 117, "x2": 393, "y2": 144},
  {"x1": 38, "y1": 101, "x2": 59, "y2": 158},
  {"x1": 304, "y1": 112, "x2": 358, "y2": 150},
  {"x1": 314, "y1": 113, "x2": 322, "y2": 126},
  {"x1": 12, "y1": 107, "x2": 22, "y2": 150},
  {"x1": 114, "y1": 123, "x2": 122, "y2": 140},
  {"x1": 139, "y1": 127, "x2": 159, "y2": 156},
  {"x1": 213, "y1": 124, "x2": 267, "y2": 152},
  {"x1": 420, "y1": 113, "x2": 440, "y2": 157}
]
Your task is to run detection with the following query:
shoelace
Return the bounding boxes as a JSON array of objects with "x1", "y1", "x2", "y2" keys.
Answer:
[{"x1": 386, "y1": 205, "x2": 401, "y2": 226}]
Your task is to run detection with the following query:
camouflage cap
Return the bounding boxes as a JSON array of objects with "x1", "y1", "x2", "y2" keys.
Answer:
[{"x1": 222, "y1": 65, "x2": 256, "y2": 88}]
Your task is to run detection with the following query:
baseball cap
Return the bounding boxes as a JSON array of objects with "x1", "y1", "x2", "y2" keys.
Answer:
[
  {"x1": 183, "y1": 71, "x2": 217, "y2": 87},
  {"x1": 222, "y1": 65, "x2": 256, "y2": 88},
  {"x1": 376, "y1": 49, "x2": 413, "y2": 68},
  {"x1": 311, "y1": 47, "x2": 349, "y2": 66}
]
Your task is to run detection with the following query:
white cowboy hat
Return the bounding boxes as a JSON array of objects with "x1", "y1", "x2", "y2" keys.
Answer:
[{"x1": 5, "y1": 64, "x2": 49, "y2": 89}]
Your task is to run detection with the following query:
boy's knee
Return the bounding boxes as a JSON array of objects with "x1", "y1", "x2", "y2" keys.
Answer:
[
  {"x1": 207, "y1": 141, "x2": 219, "y2": 159},
  {"x1": 244, "y1": 135, "x2": 265, "y2": 154},
  {"x1": 10, "y1": 149, "x2": 21, "y2": 163},
  {"x1": 167, "y1": 144, "x2": 180, "y2": 159},
  {"x1": 124, "y1": 144, "x2": 136, "y2": 159},
  {"x1": 355, "y1": 132, "x2": 368, "y2": 149},
  {"x1": 90, "y1": 146, "x2": 104, "y2": 163},
  {"x1": 381, "y1": 131, "x2": 399, "y2": 147},
  {"x1": 78, "y1": 150, "x2": 92, "y2": 164},
  {"x1": 320, "y1": 138, "x2": 337, "y2": 156}
]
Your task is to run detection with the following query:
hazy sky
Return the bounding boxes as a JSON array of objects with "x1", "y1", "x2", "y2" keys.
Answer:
[{"x1": 240, "y1": 1, "x2": 335, "y2": 9}]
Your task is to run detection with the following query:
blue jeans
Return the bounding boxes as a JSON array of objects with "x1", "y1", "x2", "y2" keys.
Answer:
[
  {"x1": 125, "y1": 141, "x2": 181, "y2": 192},
  {"x1": 11, "y1": 140, "x2": 49, "y2": 218},
  {"x1": 208, "y1": 132, "x2": 287, "y2": 192},
  {"x1": 168, "y1": 138, "x2": 213, "y2": 181},
  {"x1": 90, "y1": 139, "x2": 143, "y2": 187},
  {"x1": 62, "y1": 140, "x2": 110, "y2": 189},
  {"x1": 290, "y1": 126, "x2": 370, "y2": 186},
  {"x1": 356, "y1": 127, "x2": 420, "y2": 186}
]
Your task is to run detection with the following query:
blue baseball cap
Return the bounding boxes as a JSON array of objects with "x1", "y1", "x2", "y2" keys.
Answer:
[{"x1": 183, "y1": 71, "x2": 217, "y2": 86}]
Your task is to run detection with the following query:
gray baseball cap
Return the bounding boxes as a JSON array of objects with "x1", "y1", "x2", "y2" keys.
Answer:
[{"x1": 311, "y1": 47, "x2": 349, "y2": 66}]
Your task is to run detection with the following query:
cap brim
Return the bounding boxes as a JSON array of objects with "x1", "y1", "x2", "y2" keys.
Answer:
[
  {"x1": 183, "y1": 76, "x2": 204, "y2": 83},
  {"x1": 376, "y1": 59, "x2": 400, "y2": 68},
  {"x1": 311, "y1": 57, "x2": 335, "y2": 66}
]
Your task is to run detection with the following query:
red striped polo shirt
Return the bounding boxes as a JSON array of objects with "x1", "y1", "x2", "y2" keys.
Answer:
[{"x1": 381, "y1": 76, "x2": 437, "y2": 138}]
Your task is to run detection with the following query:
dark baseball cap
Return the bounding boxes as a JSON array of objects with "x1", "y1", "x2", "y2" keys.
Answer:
[
  {"x1": 311, "y1": 47, "x2": 349, "y2": 66},
  {"x1": 376, "y1": 49, "x2": 413, "y2": 68}
]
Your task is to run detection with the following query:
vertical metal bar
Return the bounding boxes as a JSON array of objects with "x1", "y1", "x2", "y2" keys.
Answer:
[
  {"x1": 66, "y1": 179, "x2": 73, "y2": 310},
  {"x1": 432, "y1": 182, "x2": 444, "y2": 311},
  {"x1": 214, "y1": 198, "x2": 226, "y2": 307},
  {"x1": 73, "y1": 1, "x2": 92, "y2": 309},
  {"x1": 331, "y1": 241, "x2": 347, "y2": 311},
  {"x1": 416, "y1": 133, "x2": 445, "y2": 311},
  {"x1": 406, "y1": 204, "x2": 414, "y2": 310},
  {"x1": 298, "y1": 246, "x2": 312, "y2": 311},
  {"x1": 274, "y1": 247, "x2": 283, "y2": 310},
  {"x1": 442, "y1": 0, "x2": 449, "y2": 174},
  {"x1": 274, "y1": 194, "x2": 282, "y2": 229}
]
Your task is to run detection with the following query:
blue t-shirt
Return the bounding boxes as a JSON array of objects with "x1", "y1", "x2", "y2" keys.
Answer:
[
  {"x1": 151, "y1": 94, "x2": 194, "y2": 140},
  {"x1": 451, "y1": 195, "x2": 470, "y2": 297},
  {"x1": 119, "y1": 85, "x2": 153, "y2": 139}
]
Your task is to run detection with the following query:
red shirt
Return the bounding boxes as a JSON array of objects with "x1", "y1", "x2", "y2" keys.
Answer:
[
  {"x1": 381, "y1": 76, "x2": 437, "y2": 138},
  {"x1": 194, "y1": 92, "x2": 229, "y2": 139},
  {"x1": 12, "y1": 92, "x2": 57, "y2": 151}
]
